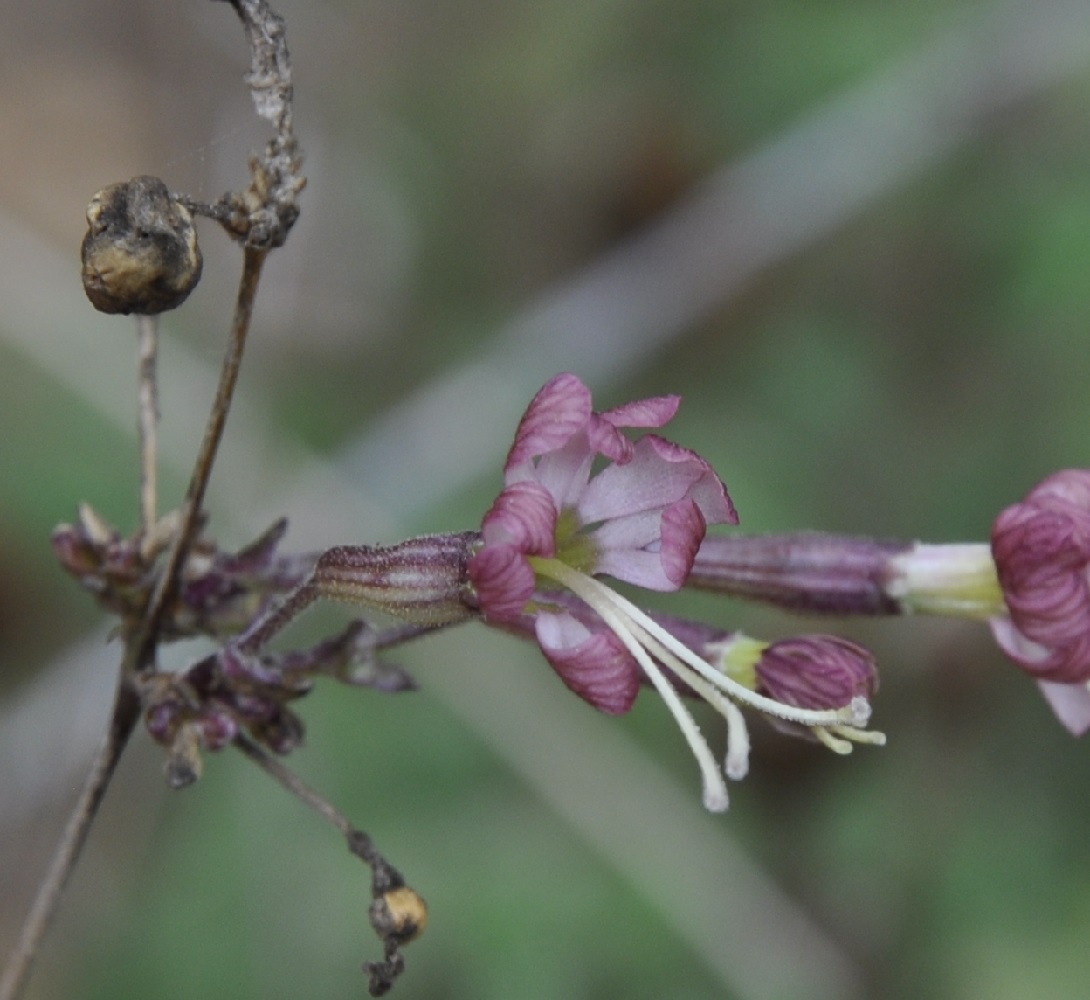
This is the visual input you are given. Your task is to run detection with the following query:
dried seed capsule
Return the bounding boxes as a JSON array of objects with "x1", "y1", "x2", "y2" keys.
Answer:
[
  {"x1": 81, "y1": 175, "x2": 202, "y2": 314},
  {"x1": 369, "y1": 886, "x2": 428, "y2": 945}
]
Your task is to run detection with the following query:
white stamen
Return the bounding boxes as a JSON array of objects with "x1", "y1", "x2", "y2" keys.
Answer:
[
  {"x1": 832, "y1": 725, "x2": 887, "y2": 746},
  {"x1": 814, "y1": 728, "x2": 853, "y2": 754},
  {"x1": 533, "y1": 559, "x2": 882, "y2": 811},
  {"x1": 848, "y1": 696, "x2": 871, "y2": 727},
  {"x1": 717, "y1": 694, "x2": 751, "y2": 780},
  {"x1": 592, "y1": 598, "x2": 730, "y2": 812},
  {"x1": 572, "y1": 570, "x2": 861, "y2": 729}
]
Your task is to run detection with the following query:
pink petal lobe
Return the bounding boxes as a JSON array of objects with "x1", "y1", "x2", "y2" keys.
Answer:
[
  {"x1": 601, "y1": 394, "x2": 681, "y2": 429},
  {"x1": 504, "y1": 373, "x2": 592, "y2": 471},
  {"x1": 468, "y1": 545, "x2": 537, "y2": 622},
  {"x1": 579, "y1": 436, "x2": 736, "y2": 526},
  {"x1": 481, "y1": 480, "x2": 557, "y2": 556},
  {"x1": 658, "y1": 498, "x2": 707, "y2": 586},
  {"x1": 592, "y1": 499, "x2": 706, "y2": 591},
  {"x1": 535, "y1": 612, "x2": 641, "y2": 714}
]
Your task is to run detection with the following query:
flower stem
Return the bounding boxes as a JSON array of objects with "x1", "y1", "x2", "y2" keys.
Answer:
[
  {"x1": 135, "y1": 313, "x2": 160, "y2": 538},
  {"x1": 234, "y1": 729, "x2": 354, "y2": 835}
]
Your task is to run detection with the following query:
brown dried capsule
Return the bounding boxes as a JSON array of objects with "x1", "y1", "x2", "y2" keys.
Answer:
[
  {"x1": 81, "y1": 175, "x2": 202, "y2": 315},
  {"x1": 369, "y1": 886, "x2": 428, "y2": 945}
]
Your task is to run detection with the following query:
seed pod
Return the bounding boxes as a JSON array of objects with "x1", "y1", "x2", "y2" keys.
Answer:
[
  {"x1": 369, "y1": 886, "x2": 428, "y2": 945},
  {"x1": 81, "y1": 175, "x2": 202, "y2": 315}
]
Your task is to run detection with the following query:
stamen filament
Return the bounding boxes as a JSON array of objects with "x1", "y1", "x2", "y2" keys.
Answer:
[
  {"x1": 590, "y1": 597, "x2": 730, "y2": 812},
  {"x1": 539, "y1": 560, "x2": 864, "y2": 730},
  {"x1": 617, "y1": 620, "x2": 751, "y2": 775},
  {"x1": 711, "y1": 691, "x2": 751, "y2": 780},
  {"x1": 831, "y1": 725, "x2": 886, "y2": 746},
  {"x1": 814, "y1": 728, "x2": 853, "y2": 754}
]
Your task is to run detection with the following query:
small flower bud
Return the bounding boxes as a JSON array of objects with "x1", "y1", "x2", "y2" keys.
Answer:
[
  {"x1": 194, "y1": 708, "x2": 239, "y2": 752},
  {"x1": 81, "y1": 176, "x2": 202, "y2": 315},
  {"x1": 145, "y1": 699, "x2": 185, "y2": 747},
  {"x1": 756, "y1": 635, "x2": 878, "y2": 710},
  {"x1": 165, "y1": 722, "x2": 204, "y2": 789},
  {"x1": 253, "y1": 706, "x2": 306, "y2": 755}
]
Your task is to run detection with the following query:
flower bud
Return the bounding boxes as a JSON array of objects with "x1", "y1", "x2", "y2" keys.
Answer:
[
  {"x1": 165, "y1": 722, "x2": 204, "y2": 789},
  {"x1": 990, "y1": 470, "x2": 1090, "y2": 683},
  {"x1": 756, "y1": 635, "x2": 878, "y2": 710}
]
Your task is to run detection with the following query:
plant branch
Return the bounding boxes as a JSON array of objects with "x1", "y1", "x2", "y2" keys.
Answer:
[
  {"x1": 3, "y1": 3, "x2": 303, "y2": 997},
  {"x1": 233, "y1": 733, "x2": 426, "y2": 996},
  {"x1": 234, "y1": 729, "x2": 352, "y2": 835},
  {"x1": 135, "y1": 314, "x2": 160, "y2": 537},
  {"x1": 137, "y1": 245, "x2": 267, "y2": 667},
  {"x1": 0, "y1": 676, "x2": 142, "y2": 1000}
]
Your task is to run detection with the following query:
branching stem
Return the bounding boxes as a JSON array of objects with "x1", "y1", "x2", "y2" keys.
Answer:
[
  {"x1": 139, "y1": 245, "x2": 267, "y2": 666},
  {"x1": 232, "y1": 733, "x2": 419, "y2": 996}
]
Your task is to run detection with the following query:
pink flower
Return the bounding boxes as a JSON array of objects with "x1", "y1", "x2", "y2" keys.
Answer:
[
  {"x1": 990, "y1": 469, "x2": 1090, "y2": 734},
  {"x1": 469, "y1": 373, "x2": 737, "y2": 713},
  {"x1": 467, "y1": 374, "x2": 881, "y2": 812}
]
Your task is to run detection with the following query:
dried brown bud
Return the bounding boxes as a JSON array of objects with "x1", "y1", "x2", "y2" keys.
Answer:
[
  {"x1": 369, "y1": 887, "x2": 428, "y2": 946},
  {"x1": 81, "y1": 175, "x2": 202, "y2": 314},
  {"x1": 165, "y1": 722, "x2": 204, "y2": 789}
]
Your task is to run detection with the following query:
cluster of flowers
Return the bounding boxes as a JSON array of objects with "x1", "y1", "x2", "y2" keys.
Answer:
[{"x1": 54, "y1": 373, "x2": 1090, "y2": 808}]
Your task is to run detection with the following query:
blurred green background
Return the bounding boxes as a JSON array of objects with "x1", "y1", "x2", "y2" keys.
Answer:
[{"x1": 4, "y1": 1, "x2": 1090, "y2": 999}]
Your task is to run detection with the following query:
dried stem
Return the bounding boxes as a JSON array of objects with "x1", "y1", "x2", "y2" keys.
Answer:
[
  {"x1": 0, "y1": 677, "x2": 141, "y2": 1000},
  {"x1": 135, "y1": 314, "x2": 160, "y2": 536},
  {"x1": 4, "y1": 246, "x2": 268, "y2": 999},
  {"x1": 138, "y1": 245, "x2": 268, "y2": 666},
  {"x1": 234, "y1": 729, "x2": 353, "y2": 835},
  {"x1": 233, "y1": 734, "x2": 422, "y2": 996},
  {"x1": 4, "y1": 4, "x2": 303, "y2": 997}
]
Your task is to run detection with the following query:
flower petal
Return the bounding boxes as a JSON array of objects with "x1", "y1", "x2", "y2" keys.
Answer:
[
  {"x1": 481, "y1": 480, "x2": 558, "y2": 556},
  {"x1": 592, "y1": 498, "x2": 706, "y2": 590},
  {"x1": 1038, "y1": 679, "x2": 1090, "y2": 736},
  {"x1": 601, "y1": 394, "x2": 681, "y2": 429},
  {"x1": 519, "y1": 432, "x2": 598, "y2": 511},
  {"x1": 989, "y1": 614, "x2": 1090, "y2": 683},
  {"x1": 579, "y1": 435, "x2": 737, "y2": 526},
  {"x1": 504, "y1": 373, "x2": 592, "y2": 471},
  {"x1": 468, "y1": 544, "x2": 538, "y2": 622},
  {"x1": 535, "y1": 612, "x2": 641, "y2": 714},
  {"x1": 659, "y1": 498, "x2": 707, "y2": 586}
]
